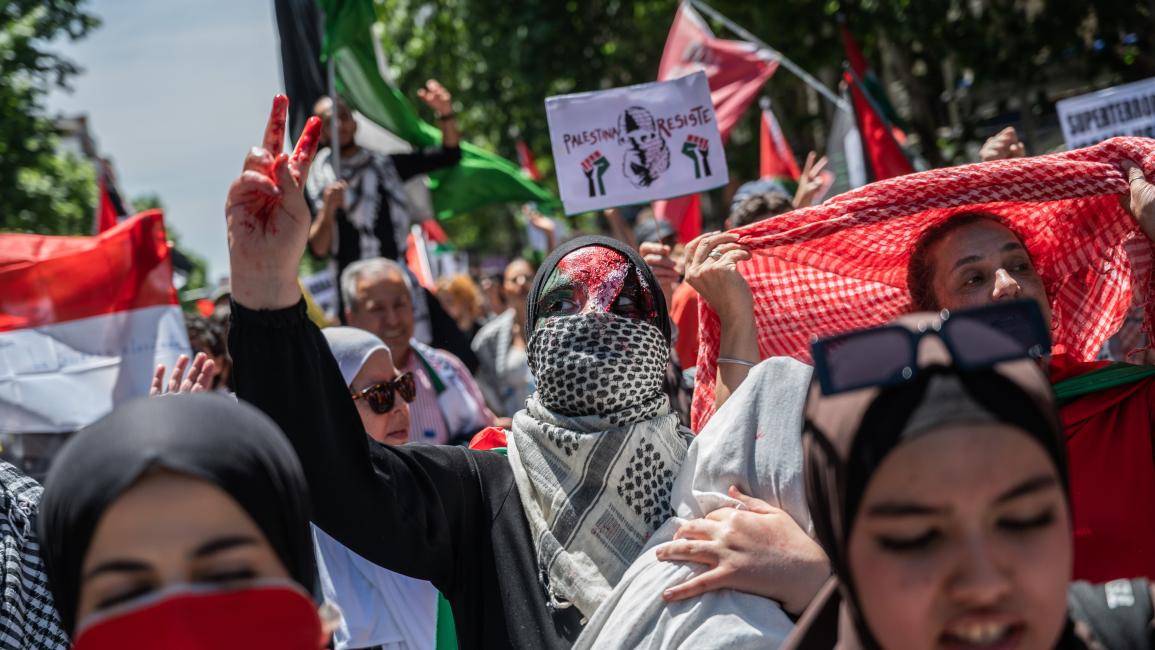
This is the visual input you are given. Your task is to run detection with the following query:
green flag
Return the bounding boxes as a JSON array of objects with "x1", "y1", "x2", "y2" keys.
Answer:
[{"x1": 319, "y1": 0, "x2": 556, "y2": 217}]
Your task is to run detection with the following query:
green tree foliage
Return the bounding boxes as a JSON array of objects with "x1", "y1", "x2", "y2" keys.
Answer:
[
  {"x1": 7, "y1": 150, "x2": 97, "y2": 234},
  {"x1": 0, "y1": 1, "x2": 100, "y2": 235},
  {"x1": 374, "y1": 0, "x2": 1153, "y2": 184}
]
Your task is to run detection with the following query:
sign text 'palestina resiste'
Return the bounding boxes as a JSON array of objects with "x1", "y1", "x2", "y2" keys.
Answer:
[{"x1": 545, "y1": 72, "x2": 729, "y2": 214}]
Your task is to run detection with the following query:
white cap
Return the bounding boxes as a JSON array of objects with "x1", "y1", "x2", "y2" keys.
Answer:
[{"x1": 322, "y1": 327, "x2": 390, "y2": 386}]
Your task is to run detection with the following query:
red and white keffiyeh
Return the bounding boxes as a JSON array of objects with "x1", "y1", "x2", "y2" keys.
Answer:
[{"x1": 692, "y1": 137, "x2": 1155, "y2": 430}]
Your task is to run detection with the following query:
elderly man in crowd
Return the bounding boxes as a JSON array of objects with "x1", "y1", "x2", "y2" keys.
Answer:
[{"x1": 341, "y1": 258, "x2": 496, "y2": 445}]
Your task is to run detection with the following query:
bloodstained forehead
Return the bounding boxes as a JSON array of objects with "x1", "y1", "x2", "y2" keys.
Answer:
[{"x1": 541, "y1": 246, "x2": 658, "y2": 320}]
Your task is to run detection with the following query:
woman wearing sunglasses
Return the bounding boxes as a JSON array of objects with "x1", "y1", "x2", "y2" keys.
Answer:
[
  {"x1": 224, "y1": 97, "x2": 697, "y2": 648},
  {"x1": 783, "y1": 310, "x2": 1153, "y2": 650},
  {"x1": 325, "y1": 326, "x2": 416, "y2": 447},
  {"x1": 316, "y1": 326, "x2": 453, "y2": 650}
]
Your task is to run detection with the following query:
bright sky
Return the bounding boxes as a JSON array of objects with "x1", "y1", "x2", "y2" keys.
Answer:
[{"x1": 48, "y1": 1, "x2": 285, "y2": 282}]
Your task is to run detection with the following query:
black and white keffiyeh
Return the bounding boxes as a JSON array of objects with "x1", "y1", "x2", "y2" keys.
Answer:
[
  {"x1": 0, "y1": 461, "x2": 68, "y2": 649},
  {"x1": 509, "y1": 314, "x2": 690, "y2": 618},
  {"x1": 307, "y1": 146, "x2": 415, "y2": 260}
]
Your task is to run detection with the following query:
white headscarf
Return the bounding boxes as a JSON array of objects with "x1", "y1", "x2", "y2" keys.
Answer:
[{"x1": 322, "y1": 327, "x2": 389, "y2": 386}]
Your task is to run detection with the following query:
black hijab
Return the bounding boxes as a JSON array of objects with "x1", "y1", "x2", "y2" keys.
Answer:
[
  {"x1": 524, "y1": 235, "x2": 671, "y2": 343},
  {"x1": 38, "y1": 393, "x2": 315, "y2": 633},
  {"x1": 790, "y1": 317, "x2": 1068, "y2": 650}
]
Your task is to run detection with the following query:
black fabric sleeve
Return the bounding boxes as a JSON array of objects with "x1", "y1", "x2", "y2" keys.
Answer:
[
  {"x1": 229, "y1": 299, "x2": 482, "y2": 593},
  {"x1": 424, "y1": 287, "x2": 480, "y2": 373},
  {"x1": 391, "y1": 146, "x2": 463, "y2": 181}
]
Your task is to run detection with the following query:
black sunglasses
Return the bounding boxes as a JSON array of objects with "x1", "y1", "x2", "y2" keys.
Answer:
[
  {"x1": 351, "y1": 372, "x2": 416, "y2": 414},
  {"x1": 811, "y1": 300, "x2": 1051, "y2": 396}
]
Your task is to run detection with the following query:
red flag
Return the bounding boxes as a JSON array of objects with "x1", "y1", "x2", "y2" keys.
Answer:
[
  {"x1": 759, "y1": 104, "x2": 801, "y2": 181},
  {"x1": 515, "y1": 139, "x2": 544, "y2": 182},
  {"x1": 655, "y1": 2, "x2": 778, "y2": 242},
  {"x1": 845, "y1": 70, "x2": 913, "y2": 181},
  {"x1": 405, "y1": 225, "x2": 436, "y2": 292},
  {"x1": 658, "y1": 3, "x2": 778, "y2": 142},
  {"x1": 96, "y1": 174, "x2": 120, "y2": 233},
  {"x1": 0, "y1": 211, "x2": 189, "y2": 432},
  {"x1": 839, "y1": 21, "x2": 870, "y2": 80},
  {"x1": 652, "y1": 195, "x2": 702, "y2": 247},
  {"x1": 421, "y1": 218, "x2": 449, "y2": 244}
]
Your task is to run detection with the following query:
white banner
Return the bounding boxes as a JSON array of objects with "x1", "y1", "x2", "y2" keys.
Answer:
[
  {"x1": 1057, "y1": 77, "x2": 1155, "y2": 149},
  {"x1": 0, "y1": 305, "x2": 189, "y2": 433},
  {"x1": 546, "y1": 72, "x2": 728, "y2": 214},
  {"x1": 302, "y1": 269, "x2": 340, "y2": 320}
]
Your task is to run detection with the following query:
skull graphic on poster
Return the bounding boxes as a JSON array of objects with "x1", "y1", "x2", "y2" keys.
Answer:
[{"x1": 618, "y1": 106, "x2": 671, "y2": 188}]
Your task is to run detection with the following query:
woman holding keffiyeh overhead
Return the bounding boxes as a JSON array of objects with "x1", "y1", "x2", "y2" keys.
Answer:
[
  {"x1": 693, "y1": 138, "x2": 1155, "y2": 584},
  {"x1": 223, "y1": 96, "x2": 718, "y2": 648}
]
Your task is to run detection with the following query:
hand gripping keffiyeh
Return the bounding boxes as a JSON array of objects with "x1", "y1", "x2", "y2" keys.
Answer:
[
  {"x1": 692, "y1": 136, "x2": 1155, "y2": 430},
  {"x1": 508, "y1": 313, "x2": 691, "y2": 618},
  {"x1": 0, "y1": 462, "x2": 68, "y2": 650}
]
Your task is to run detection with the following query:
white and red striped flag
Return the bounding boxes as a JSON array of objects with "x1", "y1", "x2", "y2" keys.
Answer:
[{"x1": 0, "y1": 211, "x2": 190, "y2": 433}]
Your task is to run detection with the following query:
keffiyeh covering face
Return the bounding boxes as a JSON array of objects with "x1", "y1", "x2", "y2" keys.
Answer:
[
  {"x1": 529, "y1": 313, "x2": 669, "y2": 426},
  {"x1": 509, "y1": 237, "x2": 688, "y2": 618},
  {"x1": 37, "y1": 394, "x2": 316, "y2": 634},
  {"x1": 693, "y1": 137, "x2": 1155, "y2": 429}
]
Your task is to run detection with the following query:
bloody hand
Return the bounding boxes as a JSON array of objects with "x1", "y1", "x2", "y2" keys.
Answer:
[{"x1": 226, "y1": 95, "x2": 322, "y2": 310}]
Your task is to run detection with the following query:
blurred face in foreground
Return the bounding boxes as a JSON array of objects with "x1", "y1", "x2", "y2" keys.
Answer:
[
  {"x1": 350, "y1": 348, "x2": 411, "y2": 446},
  {"x1": 848, "y1": 424, "x2": 1071, "y2": 650},
  {"x1": 927, "y1": 220, "x2": 1052, "y2": 330},
  {"x1": 76, "y1": 471, "x2": 290, "y2": 624}
]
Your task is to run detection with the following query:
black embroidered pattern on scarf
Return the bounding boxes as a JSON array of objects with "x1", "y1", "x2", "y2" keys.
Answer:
[
  {"x1": 616, "y1": 442, "x2": 676, "y2": 526},
  {"x1": 545, "y1": 425, "x2": 581, "y2": 457}
]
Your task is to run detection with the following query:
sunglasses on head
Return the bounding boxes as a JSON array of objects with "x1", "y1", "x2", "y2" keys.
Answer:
[
  {"x1": 350, "y1": 372, "x2": 416, "y2": 414},
  {"x1": 810, "y1": 300, "x2": 1051, "y2": 396}
]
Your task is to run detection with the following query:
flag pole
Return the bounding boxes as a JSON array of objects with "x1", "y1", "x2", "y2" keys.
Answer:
[
  {"x1": 689, "y1": 0, "x2": 849, "y2": 113},
  {"x1": 327, "y1": 55, "x2": 341, "y2": 178}
]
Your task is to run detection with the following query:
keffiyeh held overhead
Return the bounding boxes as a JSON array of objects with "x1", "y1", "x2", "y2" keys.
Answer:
[{"x1": 693, "y1": 137, "x2": 1155, "y2": 429}]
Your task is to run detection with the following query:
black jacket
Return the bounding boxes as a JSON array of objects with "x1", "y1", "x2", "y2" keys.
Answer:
[{"x1": 231, "y1": 300, "x2": 581, "y2": 649}]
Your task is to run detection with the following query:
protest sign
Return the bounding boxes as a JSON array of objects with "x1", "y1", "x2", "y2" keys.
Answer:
[
  {"x1": 546, "y1": 72, "x2": 728, "y2": 214},
  {"x1": 302, "y1": 269, "x2": 339, "y2": 320},
  {"x1": 1057, "y1": 77, "x2": 1155, "y2": 149}
]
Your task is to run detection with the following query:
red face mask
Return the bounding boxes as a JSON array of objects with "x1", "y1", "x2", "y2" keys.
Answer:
[{"x1": 73, "y1": 582, "x2": 326, "y2": 650}]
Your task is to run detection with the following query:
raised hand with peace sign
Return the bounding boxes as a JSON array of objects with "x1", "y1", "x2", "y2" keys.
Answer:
[{"x1": 226, "y1": 95, "x2": 322, "y2": 310}]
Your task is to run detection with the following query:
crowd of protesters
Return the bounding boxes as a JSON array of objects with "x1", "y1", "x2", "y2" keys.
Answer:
[{"x1": 3, "y1": 78, "x2": 1155, "y2": 650}]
